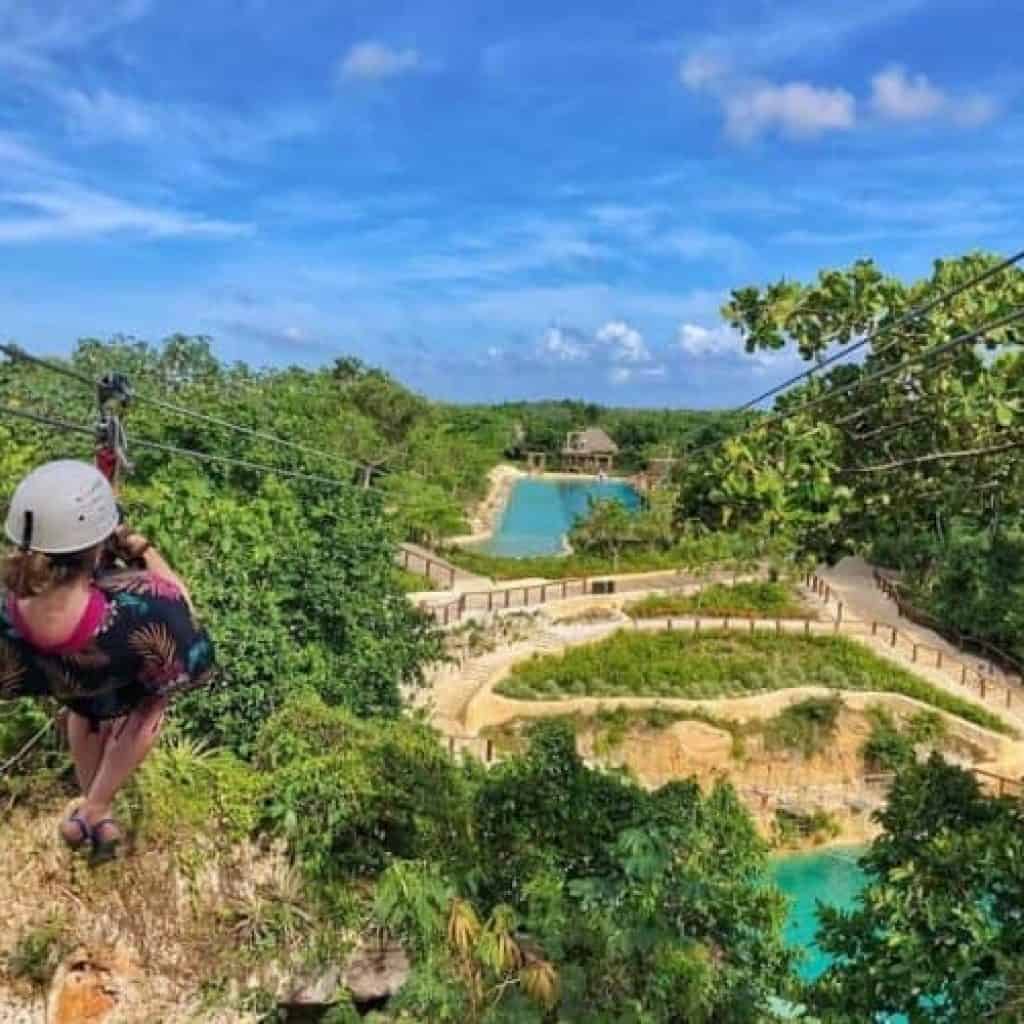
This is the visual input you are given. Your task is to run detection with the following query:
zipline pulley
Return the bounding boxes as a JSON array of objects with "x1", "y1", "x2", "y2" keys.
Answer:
[{"x1": 95, "y1": 372, "x2": 133, "y2": 487}]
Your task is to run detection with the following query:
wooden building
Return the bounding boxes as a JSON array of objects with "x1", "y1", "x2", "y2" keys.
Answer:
[{"x1": 562, "y1": 428, "x2": 619, "y2": 474}]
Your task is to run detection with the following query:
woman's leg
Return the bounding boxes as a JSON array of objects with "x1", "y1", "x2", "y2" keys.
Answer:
[
  {"x1": 65, "y1": 712, "x2": 109, "y2": 794},
  {"x1": 82, "y1": 697, "x2": 167, "y2": 829}
]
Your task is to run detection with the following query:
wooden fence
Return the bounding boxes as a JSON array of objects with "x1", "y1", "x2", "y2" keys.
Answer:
[
  {"x1": 418, "y1": 577, "x2": 594, "y2": 626},
  {"x1": 396, "y1": 544, "x2": 458, "y2": 589},
  {"x1": 872, "y1": 570, "x2": 1023, "y2": 679}
]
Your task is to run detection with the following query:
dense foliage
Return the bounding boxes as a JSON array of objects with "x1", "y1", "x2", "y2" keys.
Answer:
[
  {"x1": 814, "y1": 756, "x2": 1024, "y2": 1022},
  {"x1": 494, "y1": 631, "x2": 1013, "y2": 734},
  {"x1": 676, "y1": 251, "x2": 1024, "y2": 656},
  {"x1": 0, "y1": 337, "x2": 444, "y2": 755}
]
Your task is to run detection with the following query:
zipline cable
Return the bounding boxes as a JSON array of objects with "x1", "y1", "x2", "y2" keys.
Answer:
[
  {"x1": 0, "y1": 403, "x2": 346, "y2": 488},
  {"x1": 687, "y1": 307, "x2": 1024, "y2": 458},
  {"x1": 842, "y1": 436, "x2": 1024, "y2": 473},
  {"x1": 734, "y1": 247, "x2": 1024, "y2": 413},
  {"x1": 0, "y1": 342, "x2": 349, "y2": 472},
  {"x1": 128, "y1": 391, "x2": 350, "y2": 469}
]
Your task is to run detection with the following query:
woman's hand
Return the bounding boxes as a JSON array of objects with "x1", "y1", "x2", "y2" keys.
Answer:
[{"x1": 111, "y1": 525, "x2": 151, "y2": 563}]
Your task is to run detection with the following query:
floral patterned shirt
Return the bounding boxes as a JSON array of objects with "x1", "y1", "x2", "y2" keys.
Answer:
[{"x1": 0, "y1": 570, "x2": 216, "y2": 721}]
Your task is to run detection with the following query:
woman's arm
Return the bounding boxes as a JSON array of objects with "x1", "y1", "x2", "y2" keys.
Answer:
[{"x1": 112, "y1": 528, "x2": 194, "y2": 609}]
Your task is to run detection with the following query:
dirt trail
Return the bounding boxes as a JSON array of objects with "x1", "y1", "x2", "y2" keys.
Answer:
[{"x1": 816, "y1": 557, "x2": 1004, "y2": 680}]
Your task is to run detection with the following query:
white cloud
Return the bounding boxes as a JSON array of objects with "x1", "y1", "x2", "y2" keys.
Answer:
[
  {"x1": 538, "y1": 325, "x2": 587, "y2": 362},
  {"x1": 0, "y1": 185, "x2": 250, "y2": 243},
  {"x1": 677, "y1": 323, "x2": 740, "y2": 358},
  {"x1": 952, "y1": 94, "x2": 998, "y2": 127},
  {"x1": 60, "y1": 87, "x2": 156, "y2": 140},
  {"x1": 609, "y1": 365, "x2": 666, "y2": 385},
  {"x1": 871, "y1": 66, "x2": 944, "y2": 120},
  {"x1": 680, "y1": 49, "x2": 856, "y2": 143},
  {"x1": 595, "y1": 320, "x2": 650, "y2": 363},
  {"x1": 338, "y1": 41, "x2": 422, "y2": 81},
  {"x1": 0, "y1": 0, "x2": 151, "y2": 76},
  {"x1": 55, "y1": 86, "x2": 320, "y2": 159},
  {"x1": 725, "y1": 82, "x2": 856, "y2": 141},
  {"x1": 679, "y1": 51, "x2": 728, "y2": 90},
  {"x1": 870, "y1": 65, "x2": 997, "y2": 127}
]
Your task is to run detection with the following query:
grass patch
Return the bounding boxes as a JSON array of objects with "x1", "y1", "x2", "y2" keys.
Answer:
[
  {"x1": 3, "y1": 914, "x2": 70, "y2": 990},
  {"x1": 761, "y1": 695, "x2": 842, "y2": 758},
  {"x1": 494, "y1": 630, "x2": 1015, "y2": 736},
  {"x1": 625, "y1": 581, "x2": 808, "y2": 620},
  {"x1": 394, "y1": 567, "x2": 435, "y2": 592},
  {"x1": 445, "y1": 532, "x2": 792, "y2": 581}
]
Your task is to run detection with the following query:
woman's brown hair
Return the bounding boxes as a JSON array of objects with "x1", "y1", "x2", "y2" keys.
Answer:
[{"x1": 3, "y1": 548, "x2": 99, "y2": 599}]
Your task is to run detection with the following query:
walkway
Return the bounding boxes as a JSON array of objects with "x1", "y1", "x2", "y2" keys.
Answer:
[
  {"x1": 396, "y1": 542, "x2": 490, "y2": 591},
  {"x1": 816, "y1": 557, "x2": 1007, "y2": 682}
]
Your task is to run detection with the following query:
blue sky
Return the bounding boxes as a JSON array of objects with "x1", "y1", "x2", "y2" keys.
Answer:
[{"x1": 0, "y1": 0, "x2": 1021, "y2": 407}]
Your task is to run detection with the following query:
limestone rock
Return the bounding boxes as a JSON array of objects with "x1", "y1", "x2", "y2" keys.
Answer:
[
  {"x1": 343, "y1": 941, "x2": 410, "y2": 1003},
  {"x1": 275, "y1": 940, "x2": 410, "y2": 1008},
  {"x1": 46, "y1": 947, "x2": 134, "y2": 1024}
]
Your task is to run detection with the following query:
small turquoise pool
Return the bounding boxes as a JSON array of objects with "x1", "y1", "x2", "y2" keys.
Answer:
[
  {"x1": 481, "y1": 477, "x2": 642, "y2": 557},
  {"x1": 771, "y1": 846, "x2": 868, "y2": 981}
]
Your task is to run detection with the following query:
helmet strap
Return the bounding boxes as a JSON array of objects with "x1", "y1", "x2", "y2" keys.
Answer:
[{"x1": 20, "y1": 510, "x2": 33, "y2": 551}]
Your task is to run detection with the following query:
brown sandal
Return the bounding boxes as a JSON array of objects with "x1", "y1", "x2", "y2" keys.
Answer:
[
  {"x1": 89, "y1": 819, "x2": 122, "y2": 863},
  {"x1": 59, "y1": 809, "x2": 92, "y2": 851}
]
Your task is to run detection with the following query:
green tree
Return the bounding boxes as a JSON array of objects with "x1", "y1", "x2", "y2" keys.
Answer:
[{"x1": 814, "y1": 755, "x2": 1024, "y2": 1022}]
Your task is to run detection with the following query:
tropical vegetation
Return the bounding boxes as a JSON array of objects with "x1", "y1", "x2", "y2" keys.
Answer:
[
  {"x1": 494, "y1": 630, "x2": 1013, "y2": 735},
  {"x1": 625, "y1": 580, "x2": 809, "y2": 620}
]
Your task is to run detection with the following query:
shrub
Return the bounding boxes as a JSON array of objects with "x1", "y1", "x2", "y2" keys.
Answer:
[
  {"x1": 761, "y1": 695, "x2": 843, "y2": 759},
  {"x1": 4, "y1": 915, "x2": 70, "y2": 989},
  {"x1": 258, "y1": 693, "x2": 474, "y2": 880},
  {"x1": 626, "y1": 581, "x2": 808, "y2": 620}
]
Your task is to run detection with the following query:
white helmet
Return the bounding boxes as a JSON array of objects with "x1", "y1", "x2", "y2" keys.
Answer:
[{"x1": 4, "y1": 460, "x2": 119, "y2": 554}]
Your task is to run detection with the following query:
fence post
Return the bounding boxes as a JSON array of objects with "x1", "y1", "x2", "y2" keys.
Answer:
[
  {"x1": 1007, "y1": 688, "x2": 1013, "y2": 710},
  {"x1": 872, "y1": 620, "x2": 878, "y2": 637},
  {"x1": 776, "y1": 618, "x2": 782, "y2": 635},
  {"x1": 961, "y1": 665, "x2": 968, "y2": 685},
  {"x1": 912, "y1": 644, "x2": 918, "y2": 663},
  {"x1": 805, "y1": 618, "x2": 811, "y2": 637},
  {"x1": 836, "y1": 602, "x2": 843, "y2": 625},
  {"x1": 667, "y1": 617, "x2": 673, "y2": 631},
  {"x1": 695, "y1": 617, "x2": 701, "y2": 633},
  {"x1": 487, "y1": 592, "x2": 493, "y2": 612},
  {"x1": 562, "y1": 581, "x2": 568, "y2": 599},
  {"x1": 724, "y1": 615, "x2": 730, "y2": 630},
  {"x1": 450, "y1": 567, "x2": 456, "y2": 589},
  {"x1": 749, "y1": 616, "x2": 755, "y2": 635},
  {"x1": 980, "y1": 678, "x2": 987, "y2": 700},
  {"x1": 936, "y1": 651, "x2": 943, "y2": 669},
  {"x1": 541, "y1": 584, "x2": 548, "y2": 603},
  {"x1": 485, "y1": 739, "x2": 494, "y2": 763},
  {"x1": 505, "y1": 589, "x2": 511, "y2": 609}
]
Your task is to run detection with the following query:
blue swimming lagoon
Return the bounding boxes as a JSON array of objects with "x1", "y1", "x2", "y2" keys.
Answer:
[
  {"x1": 481, "y1": 477, "x2": 642, "y2": 558},
  {"x1": 771, "y1": 846, "x2": 867, "y2": 981}
]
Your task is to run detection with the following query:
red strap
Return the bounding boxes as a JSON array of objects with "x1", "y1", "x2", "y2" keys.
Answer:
[{"x1": 95, "y1": 446, "x2": 118, "y2": 483}]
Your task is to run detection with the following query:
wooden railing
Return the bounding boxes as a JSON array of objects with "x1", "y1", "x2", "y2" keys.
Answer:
[
  {"x1": 396, "y1": 544, "x2": 458, "y2": 590},
  {"x1": 806, "y1": 571, "x2": 1023, "y2": 719},
  {"x1": 872, "y1": 570, "x2": 1023, "y2": 679},
  {"x1": 419, "y1": 577, "x2": 594, "y2": 626}
]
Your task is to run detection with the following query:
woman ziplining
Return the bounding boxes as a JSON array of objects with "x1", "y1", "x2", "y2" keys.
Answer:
[{"x1": 0, "y1": 460, "x2": 215, "y2": 860}]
